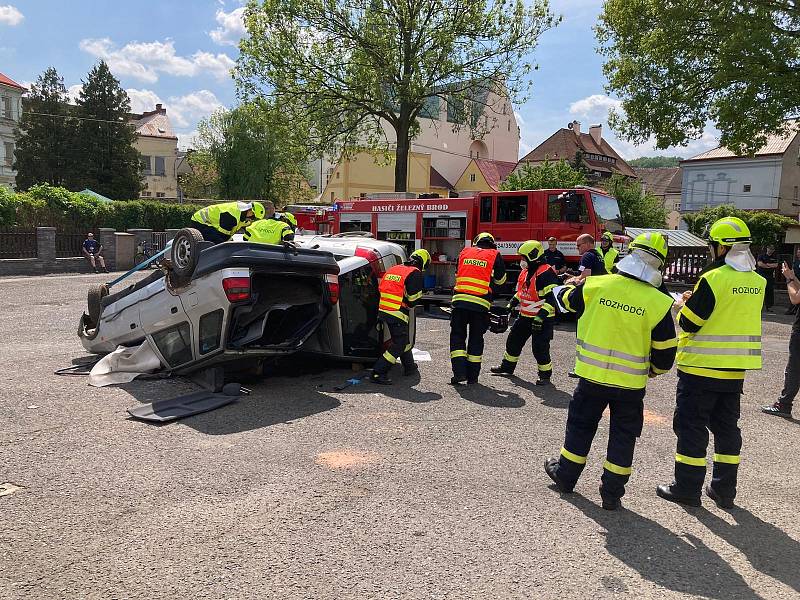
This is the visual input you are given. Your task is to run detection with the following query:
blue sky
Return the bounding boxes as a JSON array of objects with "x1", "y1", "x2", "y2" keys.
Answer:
[{"x1": 0, "y1": 0, "x2": 718, "y2": 159}]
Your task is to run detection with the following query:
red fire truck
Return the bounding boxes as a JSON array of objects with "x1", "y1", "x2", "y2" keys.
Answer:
[{"x1": 298, "y1": 188, "x2": 625, "y2": 290}]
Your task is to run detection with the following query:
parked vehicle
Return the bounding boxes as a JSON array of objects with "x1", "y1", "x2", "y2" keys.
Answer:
[
  {"x1": 299, "y1": 188, "x2": 625, "y2": 292},
  {"x1": 78, "y1": 231, "x2": 412, "y2": 374}
]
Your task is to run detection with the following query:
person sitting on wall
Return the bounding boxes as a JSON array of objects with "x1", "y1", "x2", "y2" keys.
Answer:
[{"x1": 82, "y1": 232, "x2": 108, "y2": 273}]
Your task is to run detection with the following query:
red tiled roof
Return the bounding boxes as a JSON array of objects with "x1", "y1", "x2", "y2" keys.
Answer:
[
  {"x1": 520, "y1": 128, "x2": 636, "y2": 177},
  {"x1": 129, "y1": 107, "x2": 177, "y2": 140},
  {"x1": 429, "y1": 166, "x2": 453, "y2": 190},
  {"x1": 0, "y1": 72, "x2": 25, "y2": 90},
  {"x1": 474, "y1": 158, "x2": 517, "y2": 191}
]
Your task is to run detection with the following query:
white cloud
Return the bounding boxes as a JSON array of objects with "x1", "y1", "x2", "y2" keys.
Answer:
[
  {"x1": 67, "y1": 84, "x2": 82, "y2": 104},
  {"x1": 167, "y1": 90, "x2": 223, "y2": 128},
  {"x1": 126, "y1": 88, "x2": 163, "y2": 113},
  {"x1": 176, "y1": 130, "x2": 200, "y2": 150},
  {"x1": 610, "y1": 127, "x2": 720, "y2": 161},
  {"x1": 568, "y1": 94, "x2": 623, "y2": 121},
  {"x1": 79, "y1": 37, "x2": 235, "y2": 83},
  {"x1": 0, "y1": 5, "x2": 24, "y2": 26},
  {"x1": 210, "y1": 7, "x2": 246, "y2": 46},
  {"x1": 513, "y1": 110, "x2": 525, "y2": 127}
]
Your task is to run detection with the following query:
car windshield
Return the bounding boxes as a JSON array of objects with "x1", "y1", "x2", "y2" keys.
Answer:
[{"x1": 591, "y1": 192, "x2": 623, "y2": 234}]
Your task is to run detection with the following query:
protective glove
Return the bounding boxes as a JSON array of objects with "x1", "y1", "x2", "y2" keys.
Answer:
[{"x1": 532, "y1": 316, "x2": 544, "y2": 332}]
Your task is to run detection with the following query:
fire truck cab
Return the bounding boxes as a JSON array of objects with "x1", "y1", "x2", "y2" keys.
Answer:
[{"x1": 301, "y1": 187, "x2": 625, "y2": 291}]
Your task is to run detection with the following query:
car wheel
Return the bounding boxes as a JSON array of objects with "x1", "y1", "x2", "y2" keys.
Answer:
[
  {"x1": 87, "y1": 283, "x2": 109, "y2": 327},
  {"x1": 169, "y1": 227, "x2": 203, "y2": 286}
]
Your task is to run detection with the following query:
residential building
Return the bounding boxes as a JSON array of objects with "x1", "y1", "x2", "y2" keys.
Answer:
[
  {"x1": 517, "y1": 121, "x2": 636, "y2": 180},
  {"x1": 680, "y1": 121, "x2": 800, "y2": 216},
  {"x1": 633, "y1": 166, "x2": 683, "y2": 228},
  {"x1": 453, "y1": 158, "x2": 517, "y2": 194},
  {"x1": 129, "y1": 104, "x2": 179, "y2": 201},
  {"x1": 323, "y1": 150, "x2": 452, "y2": 202},
  {"x1": 0, "y1": 72, "x2": 25, "y2": 189},
  {"x1": 321, "y1": 82, "x2": 519, "y2": 202}
]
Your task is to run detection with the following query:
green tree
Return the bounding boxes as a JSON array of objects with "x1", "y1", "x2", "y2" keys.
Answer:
[
  {"x1": 178, "y1": 151, "x2": 219, "y2": 200},
  {"x1": 682, "y1": 205, "x2": 796, "y2": 249},
  {"x1": 501, "y1": 159, "x2": 587, "y2": 191},
  {"x1": 601, "y1": 174, "x2": 667, "y2": 229},
  {"x1": 236, "y1": 0, "x2": 558, "y2": 192},
  {"x1": 628, "y1": 156, "x2": 683, "y2": 168},
  {"x1": 13, "y1": 67, "x2": 76, "y2": 190},
  {"x1": 74, "y1": 61, "x2": 142, "y2": 199},
  {"x1": 197, "y1": 101, "x2": 311, "y2": 205},
  {"x1": 597, "y1": 1, "x2": 800, "y2": 154}
]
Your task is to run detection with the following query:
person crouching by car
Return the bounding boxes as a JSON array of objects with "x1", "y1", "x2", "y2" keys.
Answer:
[
  {"x1": 243, "y1": 212, "x2": 297, "y2": 245},
  {"x1": 370, "y1": 249, "x2": 430, "y2": 385},
  {"x1": 82, "y1": 233, "x2": 108, "y2": 273},
  {"x1": 190, "y1": 201, "x2": 264, "y2": 244}
]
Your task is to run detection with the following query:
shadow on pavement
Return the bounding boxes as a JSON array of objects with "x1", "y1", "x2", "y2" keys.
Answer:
[
  {"x1": 563, "y1": 494, "x2": 763, "y2": 599},
  {"x1": 338, "y1": 370, "x2": 442, "y2": 404},
  {"x1": 692, "y1": 506, "x2": 800, "y2": 594},
  {"x1": 507, "y1": 377, "x2": 572, "y2": 409},
  {"x1": 455, "y1": 382, "x2": 525, "y2": 408}
]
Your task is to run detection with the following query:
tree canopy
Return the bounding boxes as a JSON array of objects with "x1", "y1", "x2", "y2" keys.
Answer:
[
  {"x1": 501, "y1": 159, "x2": 586, "y2": 191},
  {"x1": 196, "y1": 101, "x2": 312, "y2": 206},
  {"x1": 628, "y1": 156, "x2": 683, "y2": 168},
  {"x1": 597, "y1": 1, "x2": 800, "y2": 154},
  {"x1": 681, "y1": 204, "x2": 796, "y2": 249},
  {"x1": 600, "y1": 174, "x2": 667, "y2": 229},
  {"x1": 74, "y1": 61, "x2": 142, "y2": 199},
  {"x1": 13, "y1": 67, "x2": 76, "y2": 190},
  {"x1": 236, "y1": 0, "x2": 558, "y2": 191}
]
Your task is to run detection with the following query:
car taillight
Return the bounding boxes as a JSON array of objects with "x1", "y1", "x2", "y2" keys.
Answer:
[
  {"x1": 355, "y1": 246, "x2": 386, "y2": 276},
  {"x1": 325, "y1": 273, "x2": 339, "y2": 304},
  {"x1": 222, "y1": 277, "x2": 250, "y2": 302}
]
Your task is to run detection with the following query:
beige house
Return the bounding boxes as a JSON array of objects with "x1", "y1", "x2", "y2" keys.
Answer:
[
  {"x1": 454, "y1": 158, "x2": 517, "y2": 194},
  {"x1": 0, "y1": 72, "x2": 25, "y2": 189},
  {"x1": 321, "y1": 82, "x2": 519, "y2": 201},
  {"x1": 130, "y1": 104, "x2": 179, "y2": 201}
]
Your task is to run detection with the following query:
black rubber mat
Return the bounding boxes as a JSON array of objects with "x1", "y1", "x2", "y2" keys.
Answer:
[{"x1": 127, "y1": 391, "x2": 238, "y2": 422}]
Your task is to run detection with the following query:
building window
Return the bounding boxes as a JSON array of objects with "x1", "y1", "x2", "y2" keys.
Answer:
[
  {"x1": 469, "y1": 173, "x2": 476, "y2": 183},
  {"x1": 1, "y1": 96, "x2": 11, "y2": 119},
  {"x1": 154, "y1": 156, "x2": 166, "y2": 176},
  {"x1": 420, "y1": 96, "x2": 440, "y2": 119},
  {"x1": 674, "y1": 202, "x2": 681, "y2": 211},
  {"x1": 3, "y1": 142, "x2": 13, "y2": 166},
  {"x1": 447, "y1": 95, "x2": 465, "y2": 124},
  {"x1": 507, "y1": 119, "x2": 511, "y2": 132},
  {"x1": 336, "y1": 171, "x2": 340, "y2": 179},
  {"x1": 794, "y1": 186, "x2": 798, "y2": 202},
  {"x1": 140, "y1": 155, "x2": 152, "y2": 175},
  {"x1": 142, "y1": 191, "x2": 152, "y2": 197},
  {"x1": 330, "y1": 192, "x2": 335, "y2": 202},
  {"x1": 156, "y1": 192, "x2": 165, "y2": 198},
  {"x1": 743, "y1": 184, "x2": 751, "y2": 192}
]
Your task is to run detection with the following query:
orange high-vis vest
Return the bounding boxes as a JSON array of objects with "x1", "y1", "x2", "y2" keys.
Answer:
[
  {"x1": 516, "y1": 264, "x2": 553, "y2": 317},
  {"x1": 454, "y1": 247, "x2": 498, "y2": 297},
  {"x1": 379, "y1": 265, "x2": 418, "y2": 315}
]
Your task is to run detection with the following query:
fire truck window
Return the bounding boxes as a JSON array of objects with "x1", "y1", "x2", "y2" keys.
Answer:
[
  {"x1": 497, "y1": 196, "x2": 527, "y2": 222},
  {"x1": 341, "y1": 221, "x2": 371, "y2": 233},
  {"x1": 548, "y1": 194, "x2": 590, "y2": 223},
  {"x1": 480, "y1": 197, "x2": 492, "y2": 222}
]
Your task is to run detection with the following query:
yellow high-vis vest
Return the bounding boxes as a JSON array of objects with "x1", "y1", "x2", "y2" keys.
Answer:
[
  {"x1": 575, "y1": 274, "x2": 674, "y2": 389},
  {"x1": 191, "y1": 202, "x2": 247, "y2": 235},
  {"x1": 677, "y1": 265, "x2": 764, "y2": 372}
]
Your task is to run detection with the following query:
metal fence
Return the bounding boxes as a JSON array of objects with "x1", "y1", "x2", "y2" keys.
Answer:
[
  {"x1": 663, "y1": 247, "x2": 708, "y2": 286},
  {"x1": 151, "y1": 231, "x2": 168, "y2": 251},
  {"x1": 56, "y1": 232, "x2": 86, "y2": 258},
  {"x1": 0, "y1": 231, "x2": 37, "y2": 259}
]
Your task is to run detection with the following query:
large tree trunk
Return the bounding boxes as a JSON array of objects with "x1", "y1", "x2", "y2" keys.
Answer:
[{"x1": 393, "y1": 116, "x2": 411, "y2": 193}]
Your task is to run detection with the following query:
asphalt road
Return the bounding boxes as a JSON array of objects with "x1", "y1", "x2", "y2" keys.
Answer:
[{"x1": 1, "y1": 272, "x2": 799, "y2": 599}]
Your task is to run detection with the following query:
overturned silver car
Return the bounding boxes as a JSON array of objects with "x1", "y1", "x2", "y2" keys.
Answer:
[{"x1": 78, "y1": 230, "x2": 414, "y2": 374}]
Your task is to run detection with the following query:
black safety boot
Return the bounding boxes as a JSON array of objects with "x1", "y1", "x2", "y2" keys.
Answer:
[
  {"x1": 599, "y1": 487, "x2": 621, "y2": 511},
  {"x1": 761, "y1": 402, "x2": 792, "y2": 418},
  {"x1": 450, "y1": 376, "x2": 468, "y2": 386},
  {"x1": 535, "y1": 375, "x2": 552, "y2": 386},
  {"x1": 705, "y1": 485, "x2": 735, "y2": 510},
  {"x1": 403, "y1": 364, "x2": 419, "y2": 377},
  {"x1": 466, "y1": 378, "x2": 479, "y2": 385},
  {"x1": 656, "y1": 483, "x2": 701, "y2": 507},
  {"x1": 489, "y1": 365, "x2": 514, "y2": 375},
  {"x1": 369, "y1": 372, "x2": 392, "y2": 385},
  {"x1": 544, "y1": 458, "x2": 573, "y2": 493}
]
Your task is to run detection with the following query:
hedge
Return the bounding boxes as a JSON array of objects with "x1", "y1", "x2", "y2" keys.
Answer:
[{"x1": 0, "y1": 184, "x2": 203, "y2": 232}]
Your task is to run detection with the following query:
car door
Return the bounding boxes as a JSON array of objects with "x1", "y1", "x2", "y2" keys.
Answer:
[{"x1": 141, "y1": 284, "x2": 194, "y2": 369}]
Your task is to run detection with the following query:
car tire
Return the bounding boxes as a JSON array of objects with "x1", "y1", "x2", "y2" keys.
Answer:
[
  {"x1": 169, "y1": 227, "x2": 203, "y2": 287},
  {"x1": 87, "y1": 283, "x2": 109, "y2": 327}
]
